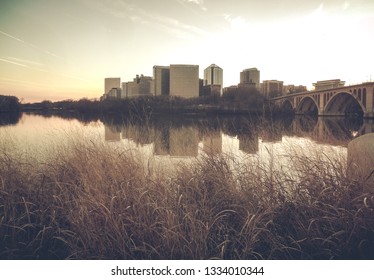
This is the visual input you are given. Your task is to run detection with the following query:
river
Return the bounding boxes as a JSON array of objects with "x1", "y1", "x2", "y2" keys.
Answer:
[{"x1": 1, "y1": 113, "x2": 373, "y2": 177}]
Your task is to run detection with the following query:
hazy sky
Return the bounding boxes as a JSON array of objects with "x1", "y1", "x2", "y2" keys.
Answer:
[{"x1": 1, "y1": 0, "x2": 373, "y2": 102}]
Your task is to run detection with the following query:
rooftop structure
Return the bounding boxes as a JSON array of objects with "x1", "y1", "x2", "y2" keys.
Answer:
[{"x1": 313, "y1": 79, "x2": 345, "y2": 91}]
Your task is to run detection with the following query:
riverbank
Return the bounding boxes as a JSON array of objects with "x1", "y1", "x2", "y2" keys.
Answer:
[
  {"x1": 20, "y1": 93, "x2": 274, "y2": 118},
  {"x1": 0, "y1": 131, "x2": 373, "y2": 259}
]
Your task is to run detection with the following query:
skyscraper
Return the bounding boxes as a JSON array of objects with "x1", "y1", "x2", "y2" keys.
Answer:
[
  {"x1": 126, "y1": 74, "x2": 154, "y2": 98},
  {"x1": 170, "y1": 64, "x2": 199, "y2": 98},
  {"x1": 104, "y1": 77, "x2": 121, "y2": 94},
  {"x1": 261, "y1": 80, "x2": 284, "y2": 98},
  {"x1": 203, "y1": 64, "x2": 223, "y2": 95},
  {"x1": 153, "y1": 66, "x2": 170, "y2": 96},
  {"x1": 240, "y1": 68, "x2": 260, "y2": 89}
]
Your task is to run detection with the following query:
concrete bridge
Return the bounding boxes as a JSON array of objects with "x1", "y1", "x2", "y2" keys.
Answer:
[{"x1": 271, "y1": 82, "x2": 374, "y2": 118}]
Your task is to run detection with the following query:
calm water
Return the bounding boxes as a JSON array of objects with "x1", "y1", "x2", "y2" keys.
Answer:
[{"x1": 0, "y1": 113, "x2": 373, "y2": 175}]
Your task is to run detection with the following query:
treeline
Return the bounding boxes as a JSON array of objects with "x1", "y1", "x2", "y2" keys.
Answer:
[
  {"x1": 0, "y1": 95, "x2": 22, "y2": 126},
  {"x1": 0, "y1": 95, "x2": 21, "y2": 112},
  {"x1": 21, "y1": 88, "x2": 282, "y2": 117}
]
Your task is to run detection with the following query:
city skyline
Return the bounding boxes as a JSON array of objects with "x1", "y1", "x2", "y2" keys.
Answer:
[{"x1": 1, "y1": 0, "x2": 373, "y2": 102}]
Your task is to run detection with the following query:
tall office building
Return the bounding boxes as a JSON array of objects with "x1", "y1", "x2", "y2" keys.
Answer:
[
  {"x1": 170, "y1": 64, "x2": 199, "y2": 98},
  {"x1": 107, "y1": 87, "x2": 122, "y2": 99},
  {"x1": 203, "y1": 64, "x2": 223, "y2": 95},
  {"x1": 126, "y1": 75, "x2": 154, "y2": 98},
  {"x1": 121, "y1": 82, "x2": 127, "y2": 99},
  {"x1": 240, "y1": 68, "x2": 260, "y2": 89},
  {"x1": 104, "y1": 77, "x2": 121, "y2": 94},
  {"x1": 153, "y1": 66, "x2": 170, "y2": 96},
  {"x1": 261, "y1": 80, "x2": 284, "y2": 98}
]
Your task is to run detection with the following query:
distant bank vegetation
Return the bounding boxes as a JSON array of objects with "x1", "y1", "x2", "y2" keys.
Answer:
[
  {"x1": 0, "y1": 95, "x2": 21, "y2": 113},
  {"x1": 0, "y1": 95, "x2": 22, "y2": 126},
  {"x1": 21, "y1": 88, "x2": 284, "y2": 117}
]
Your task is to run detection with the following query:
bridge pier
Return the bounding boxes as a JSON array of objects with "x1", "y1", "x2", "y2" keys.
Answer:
[{"x1": 347, "y1": 133, "x2": 374, "y2": 185}]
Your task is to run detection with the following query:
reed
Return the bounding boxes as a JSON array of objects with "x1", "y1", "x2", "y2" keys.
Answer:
[{"x1": 0, "y1": 132, "x2": 373, "y2": 259}]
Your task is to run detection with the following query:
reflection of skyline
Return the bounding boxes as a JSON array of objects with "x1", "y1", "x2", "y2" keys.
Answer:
[
  {"x1": 104, "y1": 125, "x2": 121, "y2": 141},
  {"x1": 260, "y1": 129, "x2": 283, "y2": 143},
  {"x1": 103, "y1": 117, "x2": 374, "y2": 156},
  {"x1": 169, "y1": 127, "x2": 199, "y2": 157},
  {"x1": 122, "y1": 124, "x2": 154, "y2": 145},
  {"x1": 238, "y1": 135, "x2": 259, "y2": 154},
  {"x1": 154, "y1": 126, "x2": 170, "y2": 156},
  {"x1": 203, "y1": 130, "x2": 222, "y2": 155},
  {"x1": 153, "y1": 126, "x2": 199, "y2": 157}
]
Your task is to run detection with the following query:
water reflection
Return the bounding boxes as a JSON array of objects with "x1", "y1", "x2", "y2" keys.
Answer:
[
  {"x1": 154, "y1": 124, "x2": 201, "y2": 157},
  {"x1": 104, "y1": 125, "x2": 121, "y2": 141},
  {"x1": 1, "y1": 113, "x2": 373, "y2": 176},
  {"x1": 203, "y1": 129, "x2": 222, "y2": 155},
  {"x1": 0, "y1": 111, "x2": 22, "y2": 126},
  {"x1": 291, "y1": 116, "x2": 368, "y2": 146},
  {"x1": 102, "y1": 115, "x2": 374, "y2": 159}
]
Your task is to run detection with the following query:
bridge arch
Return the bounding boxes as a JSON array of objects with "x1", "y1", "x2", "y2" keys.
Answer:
[
  {"x1": 280, "y1": 99, "x2": 294, "y2": 112},
  {"x1": 324, "y1": 91, "x2": 364, "y2": 117},
  {"x1": 296, "y1": 96, "x2": 318, "y2": 115}
]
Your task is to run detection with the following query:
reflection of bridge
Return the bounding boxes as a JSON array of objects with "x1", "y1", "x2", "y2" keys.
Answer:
[
  {"x1": 272, "y1": 82, "x2": 374, "y2": 118},
  {"x1": 290, "y1": 117, "x2": 374, "y2": 146}
]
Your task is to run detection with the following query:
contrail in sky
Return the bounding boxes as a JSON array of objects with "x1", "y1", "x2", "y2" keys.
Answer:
[
  {"x1": 0, "y1": 30, "x2": 61, "y2": 58},
  {"x1": 0, "y1": 57, "x2": 94, "y2": 84},
  {"x1": 0, "y1": 58, "x2": 28, "y2": 68}
]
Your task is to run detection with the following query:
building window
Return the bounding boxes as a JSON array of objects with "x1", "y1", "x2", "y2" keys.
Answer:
[{"x1": 363, "y1": 88, "x2": 367, "y2": 107}]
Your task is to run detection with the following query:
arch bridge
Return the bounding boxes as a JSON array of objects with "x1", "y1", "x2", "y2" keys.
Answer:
[{"x1": 271, "y1": 82, "x2": 374, "y2": 118}]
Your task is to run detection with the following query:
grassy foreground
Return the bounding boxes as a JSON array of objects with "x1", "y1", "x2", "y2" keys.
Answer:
[{"x1": 0, "y1": 135, "x2": 374, "y2": 260}]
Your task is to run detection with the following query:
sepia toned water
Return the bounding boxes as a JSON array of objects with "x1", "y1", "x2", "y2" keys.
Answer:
[{"x1": 0, "y1": 113, "x2": 373, "y2": 176}]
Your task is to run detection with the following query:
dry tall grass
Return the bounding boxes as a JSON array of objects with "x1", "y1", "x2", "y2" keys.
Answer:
[{"x1": 0, "y1": 132, "x2": 374, "y2": 259}]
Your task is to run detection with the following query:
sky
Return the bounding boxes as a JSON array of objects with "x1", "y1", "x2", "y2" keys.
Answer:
[{"x1": 0, "y1": 0, "x2": 373, "y2": 103}]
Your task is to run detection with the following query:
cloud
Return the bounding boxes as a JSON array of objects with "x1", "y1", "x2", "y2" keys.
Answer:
[
  {"x1": 89, "y1": 0, "x2": 208, "y2": 40},
  {"x1": 223, "y1": 14, "x2": 250, "y2": 30},
  {"x1": 182, "y1": 0, "x2": 207, "y2": 11}
]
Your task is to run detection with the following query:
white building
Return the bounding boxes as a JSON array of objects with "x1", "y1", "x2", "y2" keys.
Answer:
[{"x1": 170, "y1": 64, "x2": 199, "y2": 98}]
